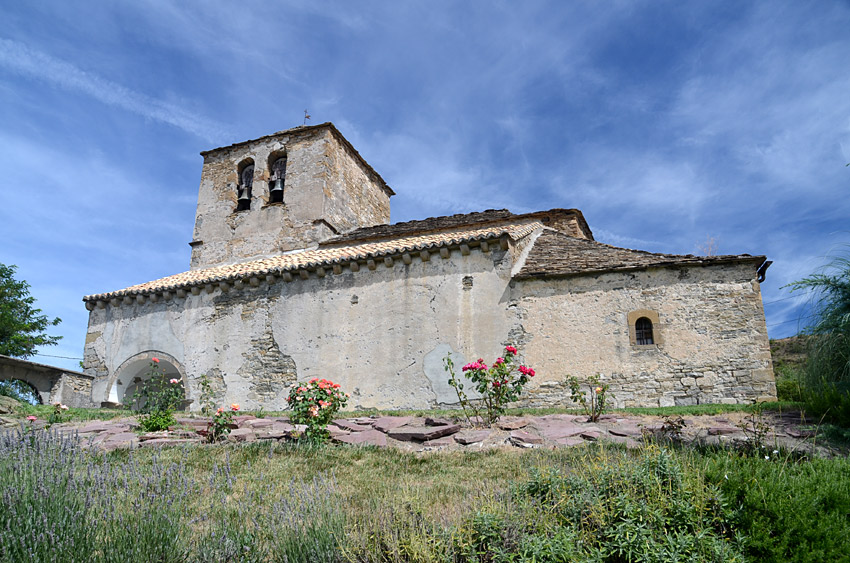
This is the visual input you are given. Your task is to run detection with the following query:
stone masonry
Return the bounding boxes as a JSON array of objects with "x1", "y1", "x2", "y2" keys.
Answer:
[{"x1": 81, "y1": 123, "x2": 775, "y2": 411}]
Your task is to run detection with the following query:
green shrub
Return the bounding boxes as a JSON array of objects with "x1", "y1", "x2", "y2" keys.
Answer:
[
  {"x1": 705, "y1": 453, "x2": 850, "y2": 562},
  {"x1": 513, "y1": 447, "x2": 746, "y2": 562},
  {"x1": 788, "y1": 249, "x2": 850, "y2": 426}
]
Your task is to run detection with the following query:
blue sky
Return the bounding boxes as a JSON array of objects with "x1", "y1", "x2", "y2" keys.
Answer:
[{"x1": 1, "y1": 1, "x2": 848, "y2": 371}]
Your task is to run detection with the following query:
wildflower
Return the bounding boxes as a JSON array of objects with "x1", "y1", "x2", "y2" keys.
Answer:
[
  {"x1": 505, "y1": 345, "x2": 518, "y2": 355},
  {"x1": 152, "y1": 357, "x2": 159, "y2": 363},
  {"x1": 230, "y1": 403, "x2": 240, "y2": 411},
  {"x1": 169, "y1": 378, "x2": 179, "y2": 384},
  {"x1": 765, "y1": 455, "x2": 770, "y2": 460},
  {"x1": 27, "y1": 415, "x2": 37, "y2": 422},
  {"x1": 772, "y1": 449, "x2": 779, "y2": 454}
]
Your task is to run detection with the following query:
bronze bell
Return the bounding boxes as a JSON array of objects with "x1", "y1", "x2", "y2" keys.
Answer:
[{"x1": 237, "y1": 187, "x2": 250, "y2": 202}]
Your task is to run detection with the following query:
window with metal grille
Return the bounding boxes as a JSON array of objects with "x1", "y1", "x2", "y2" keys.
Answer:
[{"x1": 635, "y1": 317, "x2": 654, "y2": 345}]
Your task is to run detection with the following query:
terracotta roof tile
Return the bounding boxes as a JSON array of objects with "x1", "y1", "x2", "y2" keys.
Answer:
[
  {"x1": 515, "y1": 229, "x2": 765, "y2": 279},
  {"x1": 84, "y1": 221, "x2": 543, "y2": 302}
]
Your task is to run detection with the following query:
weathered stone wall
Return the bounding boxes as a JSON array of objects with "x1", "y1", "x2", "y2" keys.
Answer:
[
  {"x1": 190, "y1": 125, "x2": 391, "y2": 269},
  {"x1": 513, "y1": 263, "x2": 776, "y2": 407},
  {"x1": 84, "y1": 245, "x2": 519, "y2": 411},
  {"x1": 84, "y1": 244, "x2": 774, "y2": 411}
]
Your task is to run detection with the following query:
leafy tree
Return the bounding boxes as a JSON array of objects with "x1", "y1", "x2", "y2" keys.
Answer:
[
  {"x1": 0, "y1": 263, "x2": 61, "y2": 359},
  {"x1": 788, "y1": 248, "x2": 850, "y2": 425}
]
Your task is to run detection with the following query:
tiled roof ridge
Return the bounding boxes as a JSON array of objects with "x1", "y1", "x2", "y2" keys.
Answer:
[
  {"x1": 83, "y1": 221, "x2": 543, "y2": 304},
  {"x1": 325, "y1": 207, "x2": 588, "y2": 244},
  {"x1": 559, "y1": 229, "x2": 757, "y2": 262},
  {"x1": 514, "y1": 229, "x2": 765, "y2": 279}
]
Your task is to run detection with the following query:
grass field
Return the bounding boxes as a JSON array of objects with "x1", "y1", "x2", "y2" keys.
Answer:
[{"x1": 2, "y1": 417, "x2": 849, "y2": 563}]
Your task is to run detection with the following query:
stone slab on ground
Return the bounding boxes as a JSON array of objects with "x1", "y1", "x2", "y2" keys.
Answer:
[
  {"x1": 332, "y1": 419, "x2": 373, "y2": 432},
  {"x1": 372, "y1": 416, "x2": 413, "y2": 433},
  {"x1": 510, "y1": 430, "x2": 543, "y2": 447},
  {"x1": 423, "y1": 436, "x2": 455, "y2": 447},
  {"x1": 333, "y1": 429, "x2": 387, "y2": 447},
  {"x1": 536, "y1": 421, "x2": 586, "y2": 440},
  {"x1": 227, "y1": 428, "x2": 256, "y2": 442},
  {"x1": 609, "y1": 426, "x2": 642, "y2": 437},
  {"x1": 245, "y1": 419, "x2": 275, "y2": 428},
  {"x1": 425, "y1": 417, "x2": 453, "y2": 426},
  {"x1": 580, "y1": 430, "x2": 602, "y2": 441},
  {"x1": 454, "y1": 430, "x2": 491, "y2": 445},
  {"x1": 388, "y1": 424, "x2": 461, "y2": 442},
  {"x1": 498, "y1": 418, "x2": 529, "y2": 430}
]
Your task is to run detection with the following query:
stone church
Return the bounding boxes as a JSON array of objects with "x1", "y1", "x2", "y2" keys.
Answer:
[{"x1": 82, "y1": 122, "x2": 776, "y2": 411}]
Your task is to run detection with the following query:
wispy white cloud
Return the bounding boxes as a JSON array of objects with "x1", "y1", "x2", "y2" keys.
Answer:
[{"x1": 0, "y1": 38, "x2": 229, "y2": 143}]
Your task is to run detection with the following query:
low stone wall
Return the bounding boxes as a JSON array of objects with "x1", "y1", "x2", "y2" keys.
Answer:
[{"x1": 0, "y1": 355, "x2": 95, "y2": 407}]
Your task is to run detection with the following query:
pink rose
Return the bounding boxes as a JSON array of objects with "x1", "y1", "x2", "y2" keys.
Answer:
[
  {"x1": 495, "y1": 357, "x2": 504, "y2": 365},
  {"x1": 151, "y1": 357, "x2": 159, "y2": 363},
  {"x1": 169, "y1": 378, "x2": 179, "y2": 384},
  {"x1": 505, "y1": 345, "x2": 518, "y2": 355},
  {"x1": 27, "y1": 415, "x2": 37, "y2": 422}
]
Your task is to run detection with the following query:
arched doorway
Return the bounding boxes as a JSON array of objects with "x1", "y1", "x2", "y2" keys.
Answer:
[
  {"x1": 0, "y1": 378, "x2": 43, "y2": 405},
  {"x1": 108, "y1": 351, "x2": 189, "y2": 408}
]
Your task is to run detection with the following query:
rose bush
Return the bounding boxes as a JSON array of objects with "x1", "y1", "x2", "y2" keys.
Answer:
[
  {"x1": 286, "y1": 378, "x2": 349, "y2": 442},
  {"x1": 128, "y1": 359, "x2": 186, "y2": 432},
  {"x1": 204, "y1": 403, "x2": 240, "y2": 443},
  {"x1": 444, "y1": 345, "x2": 536, "y2": 426},
  {"x1": 567, "y1": 374, "x2": 610, "y2": 422}
]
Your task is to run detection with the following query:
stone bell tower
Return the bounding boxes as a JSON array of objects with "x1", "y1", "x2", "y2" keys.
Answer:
[{"x1": 188, "y1": 122, "x2": 394, "y2": 269}]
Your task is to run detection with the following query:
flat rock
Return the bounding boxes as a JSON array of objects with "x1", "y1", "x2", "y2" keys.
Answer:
[
  {"x1": 708, "y1": 426, "x2": 740, "y2": 436},
  {"x1": 454, "y1": 430, "x2": 491, "y2": 445},
  {"x1": 332, "y1": 419, "x2": 372, "y2": 432},
  {"x1": 100, "y1": 432, "x2": 137, "y2": 445},
  {"x1": 510, "y1": 430, "x2": 543, "y2": 447},
  {"x1": 233, "y1": 415, "x2": 256, "y2": 424},
  {"x1": 537, "y1": 422, "x2": 585, "y2": 440},
  {"x1": 423, "y1": 436, "x2": 455, "y2": 447},
  {"x1": 425, "y1": 417, "x2": 453, "y2": 426},
  {"x1": 245, "y1": 419, "x2": 275, "y2": 428},
  {"x1": 227, "y1": 428, "x2": 256, "y2": 442},
  {"x1": 388, "y1": 424, "x2": 460, "y2": 442},
  {"x1": 609, "y1": 426, "x2": 642, "y2": 437},
  {"x1": 78, "y1": 422, "x2": 113, "y2": 434},
  {"x1": 334, "y1": 429, "x2": 387, "y2": 447},
  {"x1": 351, "y1": 417, "x2": 376, "y2": 426},
  {"x1": 497, "y1": 418, "x2": 529, "y2": 430},
  {"x1": 580, "y1": 431, "x2": 602, "y2": 441},
  {"x1": 373, "y1": 416, "x2": 413, "y2": 433}
]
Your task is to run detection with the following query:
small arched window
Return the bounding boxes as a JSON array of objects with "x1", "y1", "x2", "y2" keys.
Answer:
[
  {"x1": 269, "y1": 156, "x2": 286, "y2": 204},
  {"x1": 635, "y1": 317, "x2": 654, "y2": 345},
  {"x1": 237, "y1": 161, "x2": 254, "y2": 211}
]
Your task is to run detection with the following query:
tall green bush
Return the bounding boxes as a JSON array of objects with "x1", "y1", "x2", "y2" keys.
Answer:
[{"x1": 788, "y1": 248, "x2": 850, "y2": 425}]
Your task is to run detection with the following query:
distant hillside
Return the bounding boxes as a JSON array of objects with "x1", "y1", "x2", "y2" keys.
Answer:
[
  {"x1": 770, "y1": 335, "x2": 810, "y2": 401},
  {"x1": 770, "y1": 335, "x2": 809, "y2": 373}
]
